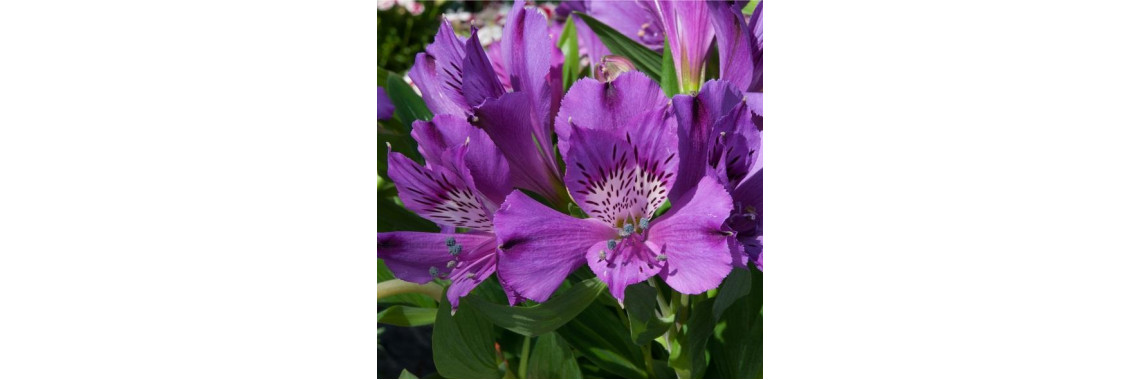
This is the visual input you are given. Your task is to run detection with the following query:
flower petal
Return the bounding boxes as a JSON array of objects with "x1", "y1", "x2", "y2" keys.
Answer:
[
  {"x1": 411, "y1": 115, "x2": 513, "y2": 206},
  {"x1": 495, "y1": 190, "x2": 615, "y2": 303},
  {"x1": 565, "y1": 126, "x2": 672, "y2": 225},
  {"x1": 647, "y1": 0, "x2": 714, "y2": 88},
  {"x1": 586, "y1": 0, "x2": 663, "y2": 49},
  {"x1": 377, "y1": 231, "x2": 495, "y2": 285},
  {"x1": 709, "y1": 1, "x2": 759, "y2": 94},
  {"x1": 408, "y1": 22, "x2": 470, "y2": 116},
  {"x1": 670, "y1": 80, "x2": 744, "y2": 200},
  {"x1": 554, "y1": 72, "x2": 670, "y2": 158},
  {"x1": 461, "y1": 28, "x2": 507, "y2": 109},
  {"x1": 378, "y1": 87, "x2": 394, "y2": 121},
  {"x1": 586, "y1": 238, "x2": 663, "y2": 303},
  {"x1": 502, "y1": 0, "x2": 554, "y2": 127},
  {"x1": 472, "y1": 92, "x2": 566, "y2": 205},
  {"x1": 387, "y1": 150, "x2": 495, "y2": 232},
  {"x1": 649, "y1": 176, "x2": 734, "y2": 295}
]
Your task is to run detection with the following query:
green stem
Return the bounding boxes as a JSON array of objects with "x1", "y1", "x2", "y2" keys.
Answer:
[
  {"x1": 643, "y1": 343, "x2": 657, "y2": 378},
  {"x1": 376, "y1": 279, "x2": 442, "y2": 301},
  {"x1": 518, "y1": 336, "x2": 532, "y2": 379}
]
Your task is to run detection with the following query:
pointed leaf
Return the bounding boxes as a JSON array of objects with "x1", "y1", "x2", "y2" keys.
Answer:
[
  {"x1": 660, "y1": 36, "x2": 679, "y2": 97},
  {"x1": 466, "y1": 278, "x2": 606, "y2": 337},
  {"x1": 398, "y1": 369, "x2": 418, "y2": 379},
  {"x1": 558, "y1": 302, "x2": 647, "y2": 378},
  {"x1": 526, "y1": 333, "x2": 582, "y2": 379},
  {"x1": 559, "y1": 16, "x2": 581, "y2": 93},
  {"x1": 432, "y1": 294, "x2": 502, "y2": 379},
  {"x1": 712, "y1": 267, "x2": 752, "y2": 321},
  {"x1": 623, "y1": 283, "x2": 674, "y2": 345},
  {"x1": 385, "y1": 71, "x2": 433, "y2": 124},
  {"x1": 574, "y1": 12, "x2": 662, "y2": 83}
]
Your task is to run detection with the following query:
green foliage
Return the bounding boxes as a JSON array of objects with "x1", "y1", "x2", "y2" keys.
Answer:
[
  {"x1": 624, "y1": 283, "x2": 675, "y2": 346},
  {"x1": 398, "y1": 369, "x2": 418, "y2": 379},
  {"x1": 377, "y1": 260, "x2": 436, "y2": 308},
  {"x1": 574, "y1": 12, "x2": 663, "y2": 83},
  {"x1": 660, "y1": 36, "x2": 680, "y2": 97},
  {"x1": 432, "y1": 294, "x2": 502, "y2": 379},
  {"x1": 466, "y1": 278, "x2": 606, "y2": 337},
  {"x1": 385, "y1": 72, "x2": 433, "y2": 125},
  {"x1": 558, "y1": 302, "x2": 647, "y2": 378},
  {"x1": 526, "y1": 334, "x2": 583, "y2": 379},
  {"x1": 378, "y1": 4, "x2": 445, "y2": 73},
  {"x1": 558, "y1": 15, "x2": 581, "y2": 93},
  {"x1": 377, "y1": 305, "x2": 438, "y2": 327}
]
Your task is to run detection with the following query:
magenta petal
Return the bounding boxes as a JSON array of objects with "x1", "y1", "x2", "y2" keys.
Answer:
[
  {"x1": 377, "y1": 231, "x2": 495, "y2": 285},
  {"x1": 586, "y1": 238, "x2": 663, "y2": 303},
  {"x1": 650, "y1": 0, "x2": 714, "y2": 88},
  {"x1": 408, "y1": 22, "x2": 470, "y2": 116},
  {"x1": 564, "y1": 127, "x2": 671, "y2": 225},
  {"x1": 411, "y1": 115, "x2": 513, "y2": 205},
  {"x1": 378, "y1": 87, "x2": 394, "y2": 121},
  {"x1": 671, "y1": 80, "x2": 744, "y2": 200},
  {"x1": 587, "y1": 0, "x2": 663, "y2": 49},
  {"x1": 649, "y1": 176, "x2": 734, "y2": 295},
  {"x1": 444, "y1": 242, "x2": 500, "y2": 310},
  {"x1": 709, "y1": 1, "x2": 758, "y2": 94},
  {"x1": 495, "y1": 191, "x2": 615, "y2": 303},
  {"x1": 387, "y1": 151, "x2": 495, "y2": 232},
  {"x1": 502, "y1": 1, "x2": 554, "y2": 125},
  {"x1": 462, "y1": 29, "x2": 507, "y2": 109},
  {"x1": 745, "y1": 92, "x2": 763, "y2": 117},
  {"x1": 473, "y1": 92, "x2": 565, "y2": 204},
  {"x1": 554, "y1": 72, "x2": 670, "y2": 158}
]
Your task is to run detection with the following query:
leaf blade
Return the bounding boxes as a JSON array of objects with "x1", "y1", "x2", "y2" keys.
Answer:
[{"x1": 574, "y1": 12, "x2": 662, "y2": 82}]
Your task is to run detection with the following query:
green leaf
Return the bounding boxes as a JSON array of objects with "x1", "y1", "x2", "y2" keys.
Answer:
[
  {"x1": 623, "y1": 283, "x2": 674, "y2": 346},
  {"x1": 557, "y1": 302, "x2": 646, "y2": 378},
  {"x1": 398, "y1": 369, "x2": 418, "y2": 379},
  {"x1": 526, "y1": 333, "x2": 582, "y2": 379},
  {"x1": 377, "y1": 305, "x2": 438, "y2": 327},
  {"x1": 378, "y1": 196, "x2": 437, "y2": 233},
  {"x1": 385, "y1": 71, "x2": 433, "y2": 124},
  {"x1": 673, "y1": 298, "x2": 716, "y2": 378},
  {"x1": 432, "y1": 294, "x2": 502, "y2": 379},
  {"x1": 660, "y1": 36, "x2": 679, "y2": 97},
  {"x1": 558, "y1": 15, "x2": 581, "y2": 93},
  {"x1": 712, "y1": 267, "x2": 752, "y2": 321},
  {"x1": 466, "y1": 278, "x2": 606, "y2": 337},
  {"x1": 574, "y1": 12, "x2": 662, "y2": 83}
]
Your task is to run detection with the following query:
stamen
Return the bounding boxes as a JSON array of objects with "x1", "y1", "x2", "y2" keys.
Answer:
[
  {"x1": 446, "y1": 260, "x2": 457, "y2": 269},
  {"x1": 598, "y1": 250, "x2": 607, "y2": 261},
  {"x1": 655, "y1": 254, "x2": 667, "y2": 262},
  {"x1": 449, "y1": 244, "x2": 461, "y2": 256},
  {"x1": 623, "y1": 224, "x2": 635, "y2": 235},
  {"x1": 607, "y1": 240, "x2": 617, "y2": 250},
  {"x1": 429, "y1": 266, "x2": 439, "y2": 277},
  {"x1": 445, "y1": 237, "x2": 457, "y2": 247},
  {"x1": 465, "y1": 273, "x2": 475, "y2": 279},
  {"x1": 639, "y1": 218, "x2": 649, "y2": 229}
]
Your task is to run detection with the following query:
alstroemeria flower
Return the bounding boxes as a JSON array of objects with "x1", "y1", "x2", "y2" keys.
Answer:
[
  {"x1": 553, "y1": 0, "x2": 664, "y2": 65},
  {"x1": 377, "y1": 87, "x2": 394, "y2": 121},
  {"x1": 672, "y1": 80, "x2": 763, "y2": 271},
  {"x1": 377, "y1": 114, "x2": 522, "y2": 310},
  {"x1": 709, "y1": 1, "x2": 763, "y2": 94},
  {"x1": 495, "y1": 72, "x2": 734, "y2": 303},
  {"x1": 410, "y1": 1, "x2": 570, "y2": 206}
]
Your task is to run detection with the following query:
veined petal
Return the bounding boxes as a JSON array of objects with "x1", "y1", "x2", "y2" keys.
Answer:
[
  {"x1": 565, "y1": 127, "x2": 672, "y2": 225},
  {"x1": 586, "y1": 237, "x2": 663, "y2": 303},
  {"x1": 408, "y1": 22, "x2": 470, "y2": 116},
  {"x1": 750, "y1": 2, "x2": 763, "y2": 92},
  {"x1": 472, "y1": 92, "x2": 566, "y2": 205},
  {"x1": 462, "y1": 28, "x2": 507, "y2": 109},
  {"x1": 670, "y1": 80, "x2": 744, "y2": 200},
  {"x1": 502, "y1": 0, "x2": 554, "y2": 128},
  {"x1": 649, "y1": 176, "x2": 733, "y2": 295},
  {"x1": 495, "y1": 190, "x2": 615, "y2": 303},
  {"x1": 387, "y1": 150, "x2": 495, "y2": 232},
  {"x1": 745, "y1": 92, "x2": 763, "y2": 117},
  {"x1": 710, "y1": 103, "x2": 762, "y2": 189},
  {"x1": 377, "y1": 231, "x2": 495, "y2": 285},
  {"x1": 554, "y1": 72, "x2": 669, "y2": 158},
  {"x1": 586, "y1": 0, "x2": 663, "y2": 49},
  {"x1": 378, "y1": 87, "x2": 394, "y2": 121},
  {"x1": 411, "y1": 115, "x2": 513, "y2": 206},
  {"x1": 647, "y1": 0, "x2": 713, "y2": 90},
  {"x1": 709, "y1": 1, "x2": 758, "y2": 94}
]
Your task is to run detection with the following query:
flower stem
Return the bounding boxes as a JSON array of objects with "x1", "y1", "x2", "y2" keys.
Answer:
[
  {"x1": 518, "y1": 336, "x2": 532, "y2": 379},
  {"x1": 376, "y1": 279, "x2": 442, "y2": 302}
]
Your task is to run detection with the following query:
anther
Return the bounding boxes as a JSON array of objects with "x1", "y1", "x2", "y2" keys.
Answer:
[
  {"x1": 622, "y1": 224, "x2": 635, "y2": 236},
  {"x1": 465, "y1": 273, "x2": 475, "y2": 279},
  {"x1": 445, "y1": 237, "x2": 457, "y2": 247},
  {"x1": 607, "y1": 239, "x2": 617, "y2": 250},
  {"x1": 429, "y1": 266, "x2": 439, "y2": 277},
  {"x1": 639, "y1": 218, "x2": 649, "y2": 229},
  {"x1": 598, "y1": 250, "x2": 607, "y2": 261},
  {"x1": 656, "y1": 254, "x2": 667, "y2": 261},
  {"x1": 449, "y1": 244, "x2": 461, "y2": 256},
  {"x1": 446, "y1": 260, "x2": 457, "y2": 269}
]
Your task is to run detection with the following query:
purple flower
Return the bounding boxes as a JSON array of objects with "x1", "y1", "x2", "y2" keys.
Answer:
[
  {"x1": 377, "y1": 114, "x2": 522, "y2": 310},
  {"x1": 378, "y1": 87, "x2": 394, "y2": 121},
  {"x1": 495, "y1": 72, "x2": 735, "y2": 303},
  {"x1": 410, "y1": 0, "x2": 570, "y2": 206},
  {"x1": 709, "y1": 1, "x2": 763, "y2": 94},
  {"x1": 672, "y1": 80, "x2": 763, "y2": 271}
]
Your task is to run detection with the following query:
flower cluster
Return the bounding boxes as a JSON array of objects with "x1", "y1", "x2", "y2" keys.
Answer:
[{"x1": 379, "y1": 0, "x2": 762, "y2": 311}]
